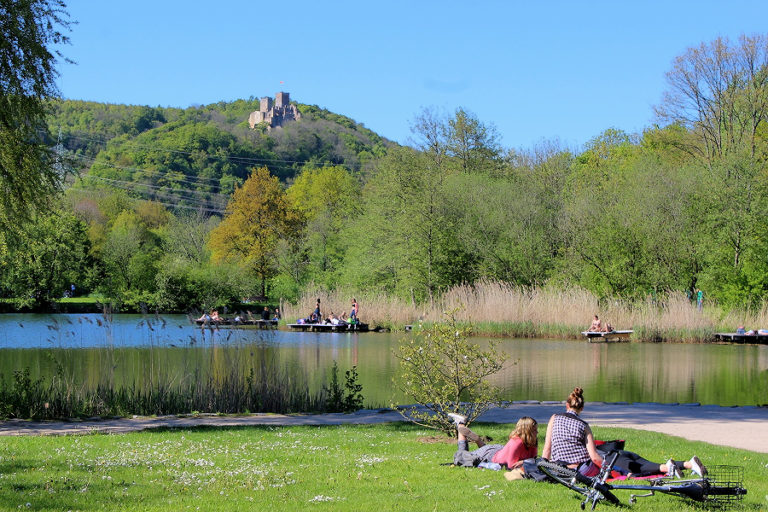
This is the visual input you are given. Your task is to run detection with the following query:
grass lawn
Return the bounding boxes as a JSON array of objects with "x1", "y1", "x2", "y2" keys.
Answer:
[{"x1": 0, "y1": 423, "x2": 764, "y2": 511}]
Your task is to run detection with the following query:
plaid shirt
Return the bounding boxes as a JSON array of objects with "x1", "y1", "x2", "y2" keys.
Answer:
[{"x1": 551, "y1": 412, "x2": 590, "y2": 464}]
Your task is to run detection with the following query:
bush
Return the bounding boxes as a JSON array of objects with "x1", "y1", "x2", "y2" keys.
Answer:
[{"x1": 392, "y1": 310, "x2": 509, "y2": 435}]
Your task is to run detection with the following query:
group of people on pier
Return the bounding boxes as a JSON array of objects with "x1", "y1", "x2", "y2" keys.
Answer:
[{"x1": 298, "y1": 298, "x2": 360, "y2": 326}]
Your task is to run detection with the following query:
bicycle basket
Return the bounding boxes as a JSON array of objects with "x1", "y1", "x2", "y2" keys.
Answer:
[{"x1": 703, "y1": 465, "x2": 747, "y2": 507}]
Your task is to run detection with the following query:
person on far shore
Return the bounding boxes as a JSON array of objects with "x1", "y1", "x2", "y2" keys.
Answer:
[
  {"x1": 313, "y1": 299, "x2": 321, "y2": 323},
  {"x1": 274, "y1": 308, "x2": 281, "y2": 320},
  {"x1": 261, "y1": 306, "x2": 270, "y2": 321}
]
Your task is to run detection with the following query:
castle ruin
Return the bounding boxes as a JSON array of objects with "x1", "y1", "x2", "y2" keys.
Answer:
[{"x1": 248, "y1": 92, "x2": 301, "y2": 129}]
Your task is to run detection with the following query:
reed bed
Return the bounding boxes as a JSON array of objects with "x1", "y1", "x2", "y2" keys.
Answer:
[
  {"x1": 281, "y1": 281, "x2": 761, "y2": 342},
  {"x1": 0, "y1": 363, "x2": 336, "y2": 420}
]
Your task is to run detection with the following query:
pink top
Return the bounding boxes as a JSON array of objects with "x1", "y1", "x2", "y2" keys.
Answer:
[{"x1": 492, "y1": 437, "x2": 537, "y2": 468}]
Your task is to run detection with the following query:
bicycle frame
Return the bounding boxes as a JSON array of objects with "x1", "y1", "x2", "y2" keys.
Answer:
[{"x1": 538, "y1": 452, "x2": 747, "y2": 510}]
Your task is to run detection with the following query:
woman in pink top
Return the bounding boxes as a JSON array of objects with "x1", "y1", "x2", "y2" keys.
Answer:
[{"x1": 450, "y1": 415, "x2": 538, "y2": 469}]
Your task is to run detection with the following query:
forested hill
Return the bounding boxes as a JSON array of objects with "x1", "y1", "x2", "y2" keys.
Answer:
[{"x1": 47, "y1": 98, "x2": 392, "y2": 212}]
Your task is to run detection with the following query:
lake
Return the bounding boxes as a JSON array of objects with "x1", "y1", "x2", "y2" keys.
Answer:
[{"x1": 0, "y1": 313, "x2": 766, "y2": 407}]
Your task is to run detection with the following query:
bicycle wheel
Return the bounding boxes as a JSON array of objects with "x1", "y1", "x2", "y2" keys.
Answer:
[{"x1": 537, "y1": 460, "x2": 620, "y2": 506}]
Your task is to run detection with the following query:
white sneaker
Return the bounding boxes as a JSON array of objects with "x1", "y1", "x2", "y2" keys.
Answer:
[
  {"x1": 666, "y1": 459, "x2": 682, "y2": 478},
  {"x1": 689, "y1": 456, "x2": 707, "y2": 477},
  {"x1": 447, "y1": 413, "x2": 466, "y2": 425}
]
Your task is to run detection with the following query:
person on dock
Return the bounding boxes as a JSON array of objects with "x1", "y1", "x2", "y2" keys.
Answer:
[
  {"x1": 261, "y1": 307, "x2": 271, "y2": 321},
  {"x1": 589, "y1": 315, "x2": 602, "y2": 332},
  {"x1": 210, "y1": 310, "x2": 222, "y2": 323},
  {"x1": 448, "y1": 413, "x2": 538, "y2": 474},
  {"x1": 273, "y1": 308, "x2": 281, "y2": 321},
  {"x1": 313, "y1": 299, "x2": 321, "y2": 323},
  {"x1": 350, "y1": 298, "x2": 359, "y2": 324}
]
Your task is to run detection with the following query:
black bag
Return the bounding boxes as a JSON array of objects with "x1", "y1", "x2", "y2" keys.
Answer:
[{"x1": 522, "y1": 457, "x2": 551, "y2": 482}]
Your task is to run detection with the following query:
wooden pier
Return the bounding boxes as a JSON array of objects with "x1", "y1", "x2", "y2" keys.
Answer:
[
  {"x1": 713, "y1": 332, "x2": 768, "y2": 344},
  {"x1": 194, "y1": 319, "x2": 278, "y2": 329},
  {"x1": 287, "y1": 322, "x2": 369, "y2": 333},
  {"x1": 581, "y1": 330, "x2": 633, "y2": 343}
]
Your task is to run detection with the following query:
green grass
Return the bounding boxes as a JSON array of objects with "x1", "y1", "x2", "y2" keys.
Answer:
[{"x1": 0, "y1": 423, "x2": 764, "y2": 511}]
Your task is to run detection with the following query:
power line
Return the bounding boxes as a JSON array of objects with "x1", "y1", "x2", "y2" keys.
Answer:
[
  {"x1": 71, "y1": 153, "x2": 234, "y2": 190},
  {"x1": 62, "y1": 132, "x2": 359, "y2": 173},
  {"x1": 83, "y1": 174, "x2": 227, "y2": 208}
]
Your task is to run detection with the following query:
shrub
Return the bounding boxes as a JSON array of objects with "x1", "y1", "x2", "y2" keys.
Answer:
[{"x1": 392, "y1": 310, "x2": 508, "y2": 435}]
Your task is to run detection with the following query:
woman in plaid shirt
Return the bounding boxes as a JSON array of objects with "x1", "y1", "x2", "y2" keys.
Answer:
[
  {"x1": 541, "y1": 387, "x2": 604, "y2": 477},
  {"x1": 542, "y1": 387, "x2": 707, "y2": 478}
]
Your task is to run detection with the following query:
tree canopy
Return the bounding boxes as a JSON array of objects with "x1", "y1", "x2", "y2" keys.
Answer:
[{"x1": 0, "y1": 0, "x2": 72, "y2": 233}]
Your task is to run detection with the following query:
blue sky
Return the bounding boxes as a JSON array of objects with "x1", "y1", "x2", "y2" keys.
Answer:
[{"x1": 57, "y1": 1, "x2": 768, "y2": 151}]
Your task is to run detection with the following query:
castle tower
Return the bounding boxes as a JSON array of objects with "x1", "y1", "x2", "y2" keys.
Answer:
[
  {"x1": 260, "y1": 96, "x2": 273, "y2": 112},
  {"x1": 275, "y1": 92, "x2": 290, "y2": 108}
]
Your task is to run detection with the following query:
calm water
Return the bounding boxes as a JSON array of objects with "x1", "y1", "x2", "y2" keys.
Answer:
[{"x1": 0, "y1": 313, "x2": 766, "y2": 406}]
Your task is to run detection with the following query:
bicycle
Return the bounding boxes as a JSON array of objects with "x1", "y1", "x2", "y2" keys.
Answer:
[{"x1": 537, "y1": 452, "x2": 747, "y2": 510}]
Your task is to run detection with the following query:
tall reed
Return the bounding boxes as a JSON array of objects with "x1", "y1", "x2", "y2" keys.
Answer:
[{"x1": 281, "y1": 281, "x2": 752, "y2": 342}]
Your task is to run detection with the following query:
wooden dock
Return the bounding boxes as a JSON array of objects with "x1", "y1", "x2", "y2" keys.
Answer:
[
  {"x1": 582, "y1": 330, "x2": 633, "y2": 343},
  {"x1": 194, "y1": 319, "x2": 278, "y2": 329},
  {"x1": 287, "y1": 322, "x2": 369, "y2": 333},
  {"x1": 713, "y1": 332, "x2": 768, "y2": 344}
]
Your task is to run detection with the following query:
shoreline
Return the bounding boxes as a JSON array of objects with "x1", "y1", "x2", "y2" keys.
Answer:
[{"x1": 2, "y1": 402, "x2": 766, "y2": 453}]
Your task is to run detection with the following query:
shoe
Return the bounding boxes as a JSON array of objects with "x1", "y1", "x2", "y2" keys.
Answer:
[
  {"x1": 689, "y1": 456, "x2": 707, "y2": 477},
  {"x1": 458, "y1": 425, "x2": 485, "y2": 447},
  {"x1": 447, "y1": 413, "x2": 466, "y2": 425},
  {"x1": 666, "y1": 459, "x2": 682, "y2": 478}
]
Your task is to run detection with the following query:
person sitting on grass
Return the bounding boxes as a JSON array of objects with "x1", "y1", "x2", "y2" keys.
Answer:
[
  {"x1": 542, "y1": 387, "x2": 707, "y2": 478},
  {"x1": 448, "y1": 413, "x2": 538, "y2": 473}
]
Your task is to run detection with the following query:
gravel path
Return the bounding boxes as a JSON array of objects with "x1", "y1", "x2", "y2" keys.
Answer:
[{"x1": 1, "y1": 402, "x2": 766, "y2": 453}]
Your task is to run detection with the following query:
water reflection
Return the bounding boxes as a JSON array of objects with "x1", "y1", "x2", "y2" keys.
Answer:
[{"x1": 0, "y1": 314, "x2": 765, "y2": 407}]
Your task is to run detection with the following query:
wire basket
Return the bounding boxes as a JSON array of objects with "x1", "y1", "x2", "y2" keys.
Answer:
[{"x1": 703, "y1": 465, "x2": 746, "y2": 507}]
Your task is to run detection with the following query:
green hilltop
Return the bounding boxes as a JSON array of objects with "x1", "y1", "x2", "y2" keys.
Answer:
[{"x1": 48, "y1": 97, "x2": 392, "y2": 211}]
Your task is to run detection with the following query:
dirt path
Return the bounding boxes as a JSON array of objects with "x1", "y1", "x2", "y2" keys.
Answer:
[{"x1": 1, "y1": 402, "x2": 766, "y2": 453}]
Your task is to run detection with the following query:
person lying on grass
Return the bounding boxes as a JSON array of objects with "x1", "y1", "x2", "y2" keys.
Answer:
[{"x1": 448, "y1": 414, "x2": 538, "y2": 471}]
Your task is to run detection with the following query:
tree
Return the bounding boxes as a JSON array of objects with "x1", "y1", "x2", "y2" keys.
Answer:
[
  {"x1": 393, "y1": 311, "x2": 507, "y2": 436},
  {"x1": 656, "y1": 34, "x2": 768, "y2": 304},
  {"x1": 99, "y1": 210, "x2": 161, "y2": 306},
  {"x1": 0, "y1": 209, "x2": 90, "y2": 307},
  {"x1": 286, "y1": 165, "x2": 360, "y2": 286},
  {"x1": 347, "y1": 147, "x2": 450, "y2": 302},
  {"x1": 0, "y1": 0, "x2": 72, "y2": 232},
  {"x1": 208, "y1": 167, "x2": 299, "y2": 297},
  {"x1": 445, "y1": 108, "x2": 503, "y2": 174}
]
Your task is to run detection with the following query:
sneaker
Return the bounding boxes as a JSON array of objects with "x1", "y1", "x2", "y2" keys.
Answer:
[
  {"x1": 689, "y1": 456, "x2": 707, "y2": 477},
  {"x1": 666, "y1": 459, "x2": 682, "y2": 478},
  {"x1": 447, "y1": 413, "x2": 466, "y2": 425}
]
